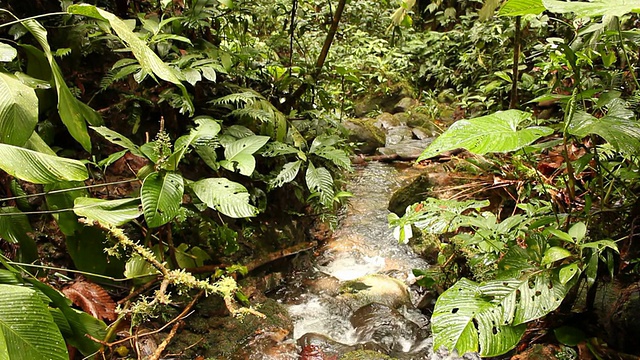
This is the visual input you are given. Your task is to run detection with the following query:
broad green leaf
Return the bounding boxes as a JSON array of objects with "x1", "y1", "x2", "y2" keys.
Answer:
[
  {"x1": 568, "y1": 222, "x2": 587, "y2": 242},
  {"x1": 554, "y1": 326, "x2": 586, "y2": 346},
  {"x1": 67, "y1": 5, "x2": 194, "y2": 114},
  {"x1": 74, "y1": 197, "x2": 142, "y2": 226},
  {"x1": 580, "y1": 240, "x2": 619, "y2": 252},
  {"x1": 568, "y1": 102, "x2": 640, "y2": 156},
  {"x1": 547, "y1": 228, "x2": 575, "y2": 243},
  {"x1": 432, "y1": 278, "x2": 526, "y2": 357},
  {"x1": 0, "y1": 72, "x2": 38, "y2": 146},
  {"x1": 543, "y1": 0, "x2": 640, "y2": 17},
  {"x1": 541, "y1": 246, "x2": 572, "y2": 265},
  {"x1": 0, "y1": 207, "x2": 37, "y2": 262},
  {"x1": 0, "y1": 44, "x2": 17, "y2": 62},
  {"x1": 166, "y1": 117, "x2": 221, "y2": 170},
  {"x1": 220, "y1": 135, "x2": 270, "y2": 176},
  {"x1": 0, "y1": 144, "x2": 88, "y2": 184},
  {"x1": 0, "y1": 284, "x2": 68, "y2": 360},
  {"x1": 21, "y1": 20, "x2": 96, "y2": 151},
  {"x1": 269, "y1": 160, "x2": 302, "y2": 189},
  {"x1": 559, "y1": 263, "x2": 580, "y2": 284},
  {"x1": 417, "y1": 110, "x2": 553, "y2": 161},
  {"x1": 305, "y1": 162, "x2": 334, "y2": 207},
  {"x1": 24, "y1": 132, "x2": 56, "y2": 155},
  {"x1": 141, "y1": 172, "x2": 184, "y2": 228},
  {"x1": 90, "y1": 126, "x2": 144, "y2": 157},
  {"x1": 191, "y1": 178, "x2": 258, "y2": 218},
  {"x1": 499, "y1": 0, "x2": 545, "y2": 16}
]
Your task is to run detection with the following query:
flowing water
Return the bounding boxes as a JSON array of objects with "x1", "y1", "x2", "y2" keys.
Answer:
[{"x1": 274, "y1": 162, "x2": 478, "y2": 359}]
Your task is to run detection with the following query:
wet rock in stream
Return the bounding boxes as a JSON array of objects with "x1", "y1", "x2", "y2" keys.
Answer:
[{"x1": 338, "y1": 274, "x2": 412, "y2": 310}]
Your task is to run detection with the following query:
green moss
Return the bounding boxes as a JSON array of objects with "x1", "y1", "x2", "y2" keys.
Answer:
[{"x1": 350, "y1": 118, "x2": 386, "y2": 145}]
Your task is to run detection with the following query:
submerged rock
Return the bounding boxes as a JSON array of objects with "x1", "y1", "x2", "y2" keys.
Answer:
[
  {"x1": 350, "y1": 303, "x2": 429, "y2": 354},
  {"x1": 338, "y1": 274, "x2": 412, "y2": 310}
]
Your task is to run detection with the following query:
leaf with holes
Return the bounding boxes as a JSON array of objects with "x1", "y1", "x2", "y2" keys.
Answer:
[
  {"x1": 0, "y1": 144, "x2": 88, "y2": 184},
  {"x1": 191, "y1": 178, "x2": 258, "y2": 218},
  {"x1": 305, "y1": 162, "x2": 334, "y2": 207},
  {"x1": 0, "y1": 72, "x2": 38, "y2": 146},
  {"x1": 0, "y1": 284, "x2": 68, "y2": 360},
  {"x1": 67, "y1": 5, "x2": 193, "y2": 113},
  {"x1": 141, "y1": 171, "x2": 184, "y2": 228},
  {"x1": 74, "y1": 197, "x2": 142, "y2": 226},
  {"x1": 220, "y1": 135, "x2": 270, "y2": 176},
  {"x1": 417, "y1": 110, "x2": 553, "y2": 161}
]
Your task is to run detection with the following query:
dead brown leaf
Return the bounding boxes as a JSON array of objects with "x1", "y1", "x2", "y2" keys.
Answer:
[{"x1": 62, "y1": 278, "x2": 117, "y2": 321}]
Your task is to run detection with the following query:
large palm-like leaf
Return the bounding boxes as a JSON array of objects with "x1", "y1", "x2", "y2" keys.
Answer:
[
  {"x1": 220, "y1": 135, "x2": 270, "y2": 176},
  {"x1": 417, "y1": 110, "x2": 553, "y2": 161},
  {"x1": 499, "y1": 0, "x2": 545, "y2": 16},
  {"x1": 0, "y1": 72, "x2": 38, "y2": 146},
  {"x1": 568, "y1": 100, "x2": 640, "y2": 156},
  {"x1": 67, "y1": 5, "x2": 194, "y2": 114},
  {"x1": 0, "y1": 284, "x2": 68, "y2": 360},
  {"x1": 543, "y1": 0, "x2": 640, "y2": 17},
  {"x1": 0, "y1": 144, "x2": 88, "y2": 184},
  {"x1": 74, "y1": 197, "x2": 142, "y2": 226},
  {"x1": 191, "y1": 178, "x2": 258, "y2": 218},
  {"x1": 90, "y1": 126, "x2": 144, "y2": 157},
  {"x1": 141, "y1": 171, "x2": 184, "y2": 228}
]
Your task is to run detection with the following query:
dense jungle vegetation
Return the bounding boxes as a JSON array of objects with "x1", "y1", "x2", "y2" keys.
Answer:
[{"x1": 1, "y1": 0, "x2": 640, "y2": 359}]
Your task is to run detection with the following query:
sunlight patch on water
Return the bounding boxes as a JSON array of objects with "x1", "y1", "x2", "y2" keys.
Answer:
[{"x1": 317, "y1": 253, "x2": 386, "y2": 281}]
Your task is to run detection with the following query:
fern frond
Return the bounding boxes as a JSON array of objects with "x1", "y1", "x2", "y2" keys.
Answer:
[
  {"x1": 269, "y1": 160, "x2": 302, "y2": 189},
  {"x1": 211, "y1": 91, "x2": 262, "y2": 106},
  {"x1": 305, "y1": 162, "x2": 334, "y2": 207},
  {"x1": 314, "y1": 148, "x2": 352, "y2": 170}
]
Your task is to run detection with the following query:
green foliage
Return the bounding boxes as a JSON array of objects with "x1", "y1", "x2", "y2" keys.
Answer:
[
  {"x1": 0, "y1": 284, "x2": 68, "y2": 360},
  {"x1": 141, "y1": 171, "x2": 185, "y2": 228},
  {"x1": 499, "y1": 0, "x2": 545, "y2": 16},
  {"x1": 192, "y1": 178, "x2": 258, "y2": 218},
  {"x1": 417, "y1": 110, "x2": 553, "y2": 161},
  {"x1": 542, "y1": 0, "x2": 640, "y2": 17},
  {"x1": 0, "y1": 72, "x2": 38, "y2": 146},
  {"x1": 0, "y1": 144, "x2": 88, "y2": 184},
  {"x1": 73, "y1": 197, "x2": 142, "y2": 226}
]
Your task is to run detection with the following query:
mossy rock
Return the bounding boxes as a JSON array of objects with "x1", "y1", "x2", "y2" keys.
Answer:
[
  {"x1": 344, "y1": 118, "x2": 386, "y2": 154},
  {"x1": 340, "y1": 350, "x2": 396, "y2": 360},
  {"x1": 375, "y1": 112, "x2": 402, "y2": 129},
  {"x1": 168, "y1": 297, "x2": 293, "y2": 359},
  {"x1": 338, "y1": 274, "x2": 411, "y2": 310},
  {"x1": 388, "y1": 173, "x2": 433, "y2": 216}
]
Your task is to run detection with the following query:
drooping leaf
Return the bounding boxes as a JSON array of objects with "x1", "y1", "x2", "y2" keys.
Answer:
[
  {"x1": 67, "y1": 5, "x2": 194, "y2": 114},
  {"x1": 543, "y1": 0, "x2": 640, "y2": 18},
  {"x1": 499, "y1": 0, "x2": 545, "y2": 16},
  {"x1": 0, "y1": 207, "x2": 37, "y2": 262},
  {"x1": 0, "y1": 144, "x2": 88, "y2": 184},
  {"x1": 191, "y1": 178, "x2": 258, "y2": 218},
  {"x1": 220, "y1": 135, "x2": 270, "y2": 176},
  {"x1": 568, "y1": 101, "x2": 640, "y2": 156},
  {"x1": 90, "y1": 126, "x2": 144, "y2": 157},
  {"x1": 141, "y1": 171, "x2": 184, "y2": 228},
  {"x1": 74, "y1": 197, "x2": 142, "y2": 226},
  {"x1": 0, "y1": 43, "x2": 17, "y2": 62},
  {"x1": 0, "y1": 72, "x2": 38, "y2": 146},
  {"x1": 417, "y1": 110, "x2": 553, "y2": 161},
  {"x1": 0, "y1": 285, "x2": 69, "y2": 360},
  {"x1": 44, "y1": 181, "x2": 87, "y2": 236},
  {"x1": 305, "y1": 162, "x2": 334, "y2": 207},
  {"x1": 21, "y1": 20, "x2": 97, "y2": 151},
  {"x1": 541, "y1": 246, "x2": 572, "y2": 265},
  {"x1": 269, "y1": 160, "x2": 302, "y2": 189},
  {"x1": 479, "y1": 0, "x2": 501, "y2": 20}
]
